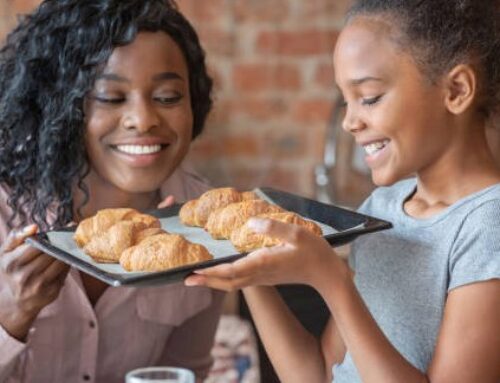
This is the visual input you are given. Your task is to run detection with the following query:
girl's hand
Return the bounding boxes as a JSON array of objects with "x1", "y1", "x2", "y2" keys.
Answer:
[
  {"x1": 185, "y1": 217, "x2": 343, "y2": 292},
  {"x1": 0, "y1": 225, "x2": 70, "y2": 341},
  {"x1": 158, "y1": 195, "x2": 175, "y2": 209}
]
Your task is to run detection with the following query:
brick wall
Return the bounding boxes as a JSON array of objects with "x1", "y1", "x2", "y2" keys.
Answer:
[{"x1": 0, "y1": 0, "x2": 352, "y2": 198}]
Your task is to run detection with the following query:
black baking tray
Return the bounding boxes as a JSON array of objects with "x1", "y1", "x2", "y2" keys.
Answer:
[{"x1": 26, "y1": 187, "x2": 392, "y2": 287}]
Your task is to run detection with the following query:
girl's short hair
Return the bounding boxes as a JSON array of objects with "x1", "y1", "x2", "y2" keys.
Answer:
[
  {"x1": 348, "y1": 0, "x2": 500, "y2": 119},
  {"x1": 0, "y1": 0, "x2": 213, "y2": 229}
]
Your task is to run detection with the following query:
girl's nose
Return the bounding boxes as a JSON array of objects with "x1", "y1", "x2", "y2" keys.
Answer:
[
  {"x1": 342, "y1": 107, "x2": 365, "y2": 133},
  {"x1": 122, "y1": 99, "x2": 160, "y2": 133}
]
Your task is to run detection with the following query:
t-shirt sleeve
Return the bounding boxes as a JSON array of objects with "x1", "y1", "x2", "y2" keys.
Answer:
[{"x1": 449, "y1": 199, "x2": 500, "y2": 291}]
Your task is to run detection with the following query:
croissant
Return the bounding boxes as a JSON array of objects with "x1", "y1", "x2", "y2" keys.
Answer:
[
  {"x1": 230, "y1": 211, "x2": 322, "y2": 252},
  {"x1": 179, "y1": 187, "x2": 259, "y2": 227},
  {"x1": 83, "y1": 222, "x2": 166, "y2": 263},
  {"x1": 205, "y1": 199, "x2": 283, "y2": 239},
  {"x1": 74, "y1": 208, "x2": 160, "y2": 247},
  {"x1": 120, "y1": 233, "x2": 213, "y2": 272}
]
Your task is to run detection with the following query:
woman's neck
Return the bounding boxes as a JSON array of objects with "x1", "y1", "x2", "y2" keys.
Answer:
[{"x1": 72, "y1": 172, "x2": 161, "y2": 220}]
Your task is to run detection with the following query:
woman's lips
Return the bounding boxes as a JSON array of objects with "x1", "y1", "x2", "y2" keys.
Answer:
[{"x1": 110, "y1": 144, "x2": 170, "y2": 168}]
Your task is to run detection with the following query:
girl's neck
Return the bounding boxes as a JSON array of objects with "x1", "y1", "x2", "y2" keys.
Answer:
[
  {"x1": 406, "y1": 127, "x2": 500, "y2": 218},
  {"x1": 72, "y1": 173, "x2": 161, "y2": 221}
]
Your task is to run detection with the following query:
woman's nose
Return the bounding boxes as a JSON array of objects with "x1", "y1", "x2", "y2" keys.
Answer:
[{"x1": 122, "y1": 99, "x2": 160, "y2": 133}]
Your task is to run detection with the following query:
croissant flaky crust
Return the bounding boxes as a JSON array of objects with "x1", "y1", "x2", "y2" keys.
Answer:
[
  {"x1": 230, "y1": 211, "x2": 322, "y2": 252},
  {"x1": 83, "y1": 222, "x2": 164, "y2": 263},
  {"x1": 75, "y1": 208, "x2": 212, "y2": 272},
  {"x1": 205, "y1": 199, "x2": 283, "y2": 239},
  {"x1": 179, "y1": 187, "x2": 259, "y2": 227},
  {"x1": 120, "y1": 233, "x2": 213, "y2": 272},
  {"x1": 74, "y1": 208, "x2": 160, "y2": 247}
]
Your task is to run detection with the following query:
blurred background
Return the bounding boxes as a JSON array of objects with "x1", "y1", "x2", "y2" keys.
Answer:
[
  {"x1": 1, "y1": 1, "x2": 499, "y2": 382},
  {"x1": 0, "y1": 0, "x2": 377, "y2": 209}
]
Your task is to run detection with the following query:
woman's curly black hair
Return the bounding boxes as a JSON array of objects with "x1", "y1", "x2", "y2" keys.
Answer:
[
  {"x1": 0, "y1": 0, "x2": 213, "y2": 230},
  {"x1": 348, "y1": 0, "x2": 500, "y2": 119}
]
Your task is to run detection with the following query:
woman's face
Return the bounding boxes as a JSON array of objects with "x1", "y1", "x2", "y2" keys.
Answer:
[
  {"x1": 85, "y1": 31, "x2": 193, "y2": 194},
  {"x1": 333, "y1": 16, "x2": 453, "y2": 186}
]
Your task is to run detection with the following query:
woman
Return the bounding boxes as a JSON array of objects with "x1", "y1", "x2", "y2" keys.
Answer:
[{"x1": 0, "y1": 1, "x2": 223, "y2": 382}]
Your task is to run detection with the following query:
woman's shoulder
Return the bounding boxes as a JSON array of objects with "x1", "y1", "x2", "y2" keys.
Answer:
[{"x1": 160, "y1": 162, "x2": 211, "y2": 203}]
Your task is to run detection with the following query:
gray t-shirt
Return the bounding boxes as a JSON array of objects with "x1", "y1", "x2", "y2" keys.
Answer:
[{"x1": 332, "y1": 179, "x2": 500, "y2": 382}]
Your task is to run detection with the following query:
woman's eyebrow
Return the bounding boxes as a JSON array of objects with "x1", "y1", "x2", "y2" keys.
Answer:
[
  {"x1": 95, "y1": 73, "x2": 129, "y2": 82},
  {"x1": 95, "y1": 72, "x2": 184, "y2": 83},
  {"x1": 152, "y1": 72, "x2": 184, "y2": 82}
]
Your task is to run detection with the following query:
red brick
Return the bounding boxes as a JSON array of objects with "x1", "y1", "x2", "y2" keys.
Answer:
[
  {"x1": 233, "y1": 0, "x2": 290, "y2": 24},
  {"x1": 233, "y1": 63, "x2": 301, "y2": 92},
  {"x1": 197, "y1": 26, "x2": 236, "y2": 56},
  {"x1": 256, "y1": 30, "x2": 339, "y2": 56},
  {"x1": 220, "y1": 135, "x2": 261, "y2": 157},
  {"x1": 261, "y1": 167, "x2": 305, "y2": 193},
  {"x1": 234, "y1": 97, "x2": 289, "y2": 121},
  {"x1": 298, "y1": 0, "x2": 351, "y2": 21},
  {"x1": 292, "y1": 99, "x2": 333, "y2": 123},
  {"x1": 315, "y1": 62, "x2": 336, "y2": 90},
  {"x1": 177, "y1": 0, "x2": 226, "y2": 24}
]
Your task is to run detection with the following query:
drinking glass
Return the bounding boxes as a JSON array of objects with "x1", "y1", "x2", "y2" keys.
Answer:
[{"x1": 125, "y1": 367, "x2": 195, "y2": 383}]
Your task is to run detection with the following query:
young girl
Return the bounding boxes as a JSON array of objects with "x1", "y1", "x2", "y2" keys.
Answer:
[
  {"x1": 0, "y1": 1, "x2": 223, "y2": 382},
  {"x1": 186, "y1": 1, "x2": 500, "y2": 382}
]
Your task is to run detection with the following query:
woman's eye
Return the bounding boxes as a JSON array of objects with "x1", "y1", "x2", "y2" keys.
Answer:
[
  {"x1": 361, "y1": 95, "x2": 383, "y2": 106},
  {"x1": 93, "y1": 96, "x2": 125, "y2": 104},
  {"x1": 155, "y1": 95, "x2": 183, "y2": 105}
]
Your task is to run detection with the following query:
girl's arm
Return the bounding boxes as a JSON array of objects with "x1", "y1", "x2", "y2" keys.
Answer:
[
  {"x1": 187, "y1": 218, "x2": 500, "y2": 383},
  {"x1": 242, "y1": 286, "x2": 345, "y2": 383},
  {"x1": 317, "y1": 268, "x2": 500, "y2": 383}
]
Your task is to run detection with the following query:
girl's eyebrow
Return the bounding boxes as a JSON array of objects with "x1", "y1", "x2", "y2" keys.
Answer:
[
  {"x1": 350, "y1": 76, "x2": 383, "y2": 85},
  {"x1": 95, "y1": 72, "x2": 184, "y2": 83}
]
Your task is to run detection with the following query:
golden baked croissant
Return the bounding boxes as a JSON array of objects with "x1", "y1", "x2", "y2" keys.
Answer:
[
  {"x1": 83, "y1": 222, "x2": 165, "y2": 263},
  {"x1": 205, "y1": 199, "x2": 283, "y2": 239},
  {"x1": 179, "y1": 187, "x2": 259, "y2": 227},
  {"x1": 230, "y1": 211, "x2": 322, "y2": 252},
  {"x1": 74, "y1": 208, "x2": 160, "y2": 247},
  {"x1": 120, "y1": 233, "x2": 212, "y2": 272}
]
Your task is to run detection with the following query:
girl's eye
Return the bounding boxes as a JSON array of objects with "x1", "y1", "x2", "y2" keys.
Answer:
[
  {"x1": 361, "y1": 95, "x2": 383, "y2": 106},
  {"x1": 155, "y1": 95, "x2": 183, "y2": 105}
]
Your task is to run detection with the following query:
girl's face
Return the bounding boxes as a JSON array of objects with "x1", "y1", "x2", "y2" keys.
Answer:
[
  {"x1": 334, "y1": 16, "x2": 452, "y2": 186},
  {"x1": 85, "y1": 31, "x2": 193, "y2": 194}
]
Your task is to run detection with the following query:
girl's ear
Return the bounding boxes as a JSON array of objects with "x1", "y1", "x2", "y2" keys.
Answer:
[{"x1": 443, "y1": 64, "x2": 477, "y2": 115}]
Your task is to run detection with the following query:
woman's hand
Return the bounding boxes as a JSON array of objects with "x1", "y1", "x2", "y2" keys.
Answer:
[
  {"x1": 158, "y1": 195, "x2": 175, "y2": 209},
  {"x1": 0, "y1": 225, "x2": 70, "y2": 341},
  {"x1": 185, "y1": 217, "x2": 344, "y2": 292}
]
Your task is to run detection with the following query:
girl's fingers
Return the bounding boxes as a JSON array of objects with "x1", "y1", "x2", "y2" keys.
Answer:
[
  {"x1": 158, "y1": 195, "x2": 175, "y2": 209},
  {"x1": 0, "y1": 225, "x2": 38, "y2": 254},
  {"x1": 247, "y1": 218, "x2": 309, "y2": 245},
  {"x1": 185, "y1": 273, "x2": 253, "y2": 291}
]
